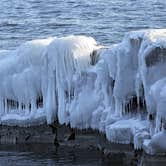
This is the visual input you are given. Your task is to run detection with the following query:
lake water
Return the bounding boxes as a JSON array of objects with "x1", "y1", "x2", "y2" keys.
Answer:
[
  {"x1": 0, "y1": 0, "x2": 166, "y2": 49},
  {"x1": 0, "y1": 144, "x2": 130, "y2": 166},
  {"x1": 0, "y1": 143, "x2": 166, "y2": 166}
]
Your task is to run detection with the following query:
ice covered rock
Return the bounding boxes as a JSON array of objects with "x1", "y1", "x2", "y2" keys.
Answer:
[
  {"x1": 105, "y1": 119, "x2": 149, "y2": 146},
  {"x1": 0, "y1": 29, "x2": 166, "y2": 155},
  {"x1": 45, "y1": 35, "x2": 98, "y2": 124},
  {"x1": 143, "y1": 130, "x2": 166, "y2": 155},
  {"x1": 0, "y1": 35, "x2": 99, "y2": 126}
]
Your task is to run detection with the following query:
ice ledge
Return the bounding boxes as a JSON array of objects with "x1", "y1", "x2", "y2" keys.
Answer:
[
  {"x1": 0, "y1": 109, "x2": 46, "y2": 127},
  {"x1": 106, "y1": 118, "x2": 150, "y2": 149}
]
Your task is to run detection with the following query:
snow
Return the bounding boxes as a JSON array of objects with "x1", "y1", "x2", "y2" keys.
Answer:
[{"x1": 0, "y1": 29, "x2": 166, "y2": 155}]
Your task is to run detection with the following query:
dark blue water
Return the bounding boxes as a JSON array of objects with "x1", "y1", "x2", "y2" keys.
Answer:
[
  {"x1": 0, "y1": 144, "x2": 166, "y2": 166},
  {"x1": 0, "y1": 144, "x2": 128, "y2": 166},
  {"x1": 0, "y1": 0, "x2": 166, "y2": 49}
]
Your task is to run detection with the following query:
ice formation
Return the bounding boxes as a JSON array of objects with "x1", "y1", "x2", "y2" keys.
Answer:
[{"x1": 0, "y1": 30, "x2": 166, "y2": 155}]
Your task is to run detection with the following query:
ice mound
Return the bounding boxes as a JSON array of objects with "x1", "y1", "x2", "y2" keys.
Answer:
[
  {"x1": 96, "y1": 29, "x2": 166, "y2": 153},
  {"x1": 0, "y1": 38, "x2": 54, "y2": 118},
  {"x1": 0, "y1": 35, "x2": 98, "y2": 126},
  {"x1": 45, "y1": 35, "x2": 98, "y2": 124}
]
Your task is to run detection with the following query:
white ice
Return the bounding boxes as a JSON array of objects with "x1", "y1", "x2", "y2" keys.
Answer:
[{"x1": 0, "y1": 30, "x2": 166, "y2": 155}]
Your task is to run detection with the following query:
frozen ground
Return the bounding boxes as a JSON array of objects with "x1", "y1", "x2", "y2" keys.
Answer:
[{"x1": 0, "y1": 29, "x2": 166, "y2": 155}]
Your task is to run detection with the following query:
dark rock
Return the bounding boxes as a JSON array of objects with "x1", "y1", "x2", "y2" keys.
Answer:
[
  {"x1": 25, "y1": 134, "x2": 31, "y2": 141},
  {"x1": 68, "y1": 131, "x2": 75, "y2": 141}
]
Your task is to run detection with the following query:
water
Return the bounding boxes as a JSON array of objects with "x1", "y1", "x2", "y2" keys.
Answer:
[
  {"x1": 0, "y1": 0, "x2": 166, "y2": 49},
  {"x1": 0, "y1": 144, "x2": 127, "y2": 166},
  {"x1": 1, "y1": 143, "x2": 166, "y2": 166}
]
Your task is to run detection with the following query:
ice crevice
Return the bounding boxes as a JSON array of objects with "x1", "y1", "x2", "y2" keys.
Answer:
[{"x1": 0, "y1": 30, "x2": 166, "y2": 155}]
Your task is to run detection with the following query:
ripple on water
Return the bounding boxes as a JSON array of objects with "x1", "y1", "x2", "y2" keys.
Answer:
[{"x1": 0, "y1": 0, "x2": 165, "y2": 49}]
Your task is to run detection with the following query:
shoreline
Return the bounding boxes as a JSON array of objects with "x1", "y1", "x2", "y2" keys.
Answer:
[{"x1": 0, "y1": 124, "x2": 166, "y2": 165}]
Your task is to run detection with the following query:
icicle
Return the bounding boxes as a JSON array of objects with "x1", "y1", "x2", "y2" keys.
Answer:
[
  {"x1": 155, "y1": 114, "x2": 162, "y2": 134},
  {"x1": 4, "y1": 98, "x2": 8, "y2": 114},
  {"x1": 129, "y1": 99, "x2": 131, "y2": 113},
  {"x1": 114, "y1": 98, "x2": 119, "y2": 116},
  {"x1": 122, "y1": 100, "x2": 126, "y2": 115},
  {"x1": 30, "y1": 100, "x2": 35, "y2": 112},
  {"x1": 135, "y1": 74, "x2": 141, "y2": 113},
  {"x1": 45, "y1": 71, "x2": 57, "y2": 124},
  {"x1": 18, "y1": 101, "x2": 21, "y2": 112},
  {"x1": 0, "y1": 98, "x2": 4, "y2": 115},
  {"x1": 115, "y1": 98, "x2": 123, "y2": 117},
  {"x1": 25, "y1": 103, "x2": 29, "y2": 115}
]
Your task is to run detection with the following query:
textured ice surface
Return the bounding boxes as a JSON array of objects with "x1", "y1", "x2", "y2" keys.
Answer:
[
  {"x1": 0, "y1": 30, "x2": 166, "y2": 154},
  {"x1": 105, "y1": 118, "x2": 149, "y2": 147}
]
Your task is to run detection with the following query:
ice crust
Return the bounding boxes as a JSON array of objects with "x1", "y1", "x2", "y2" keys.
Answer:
[{"x1": 0, "y1": 30, "x2": 166, "y2": 154}]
